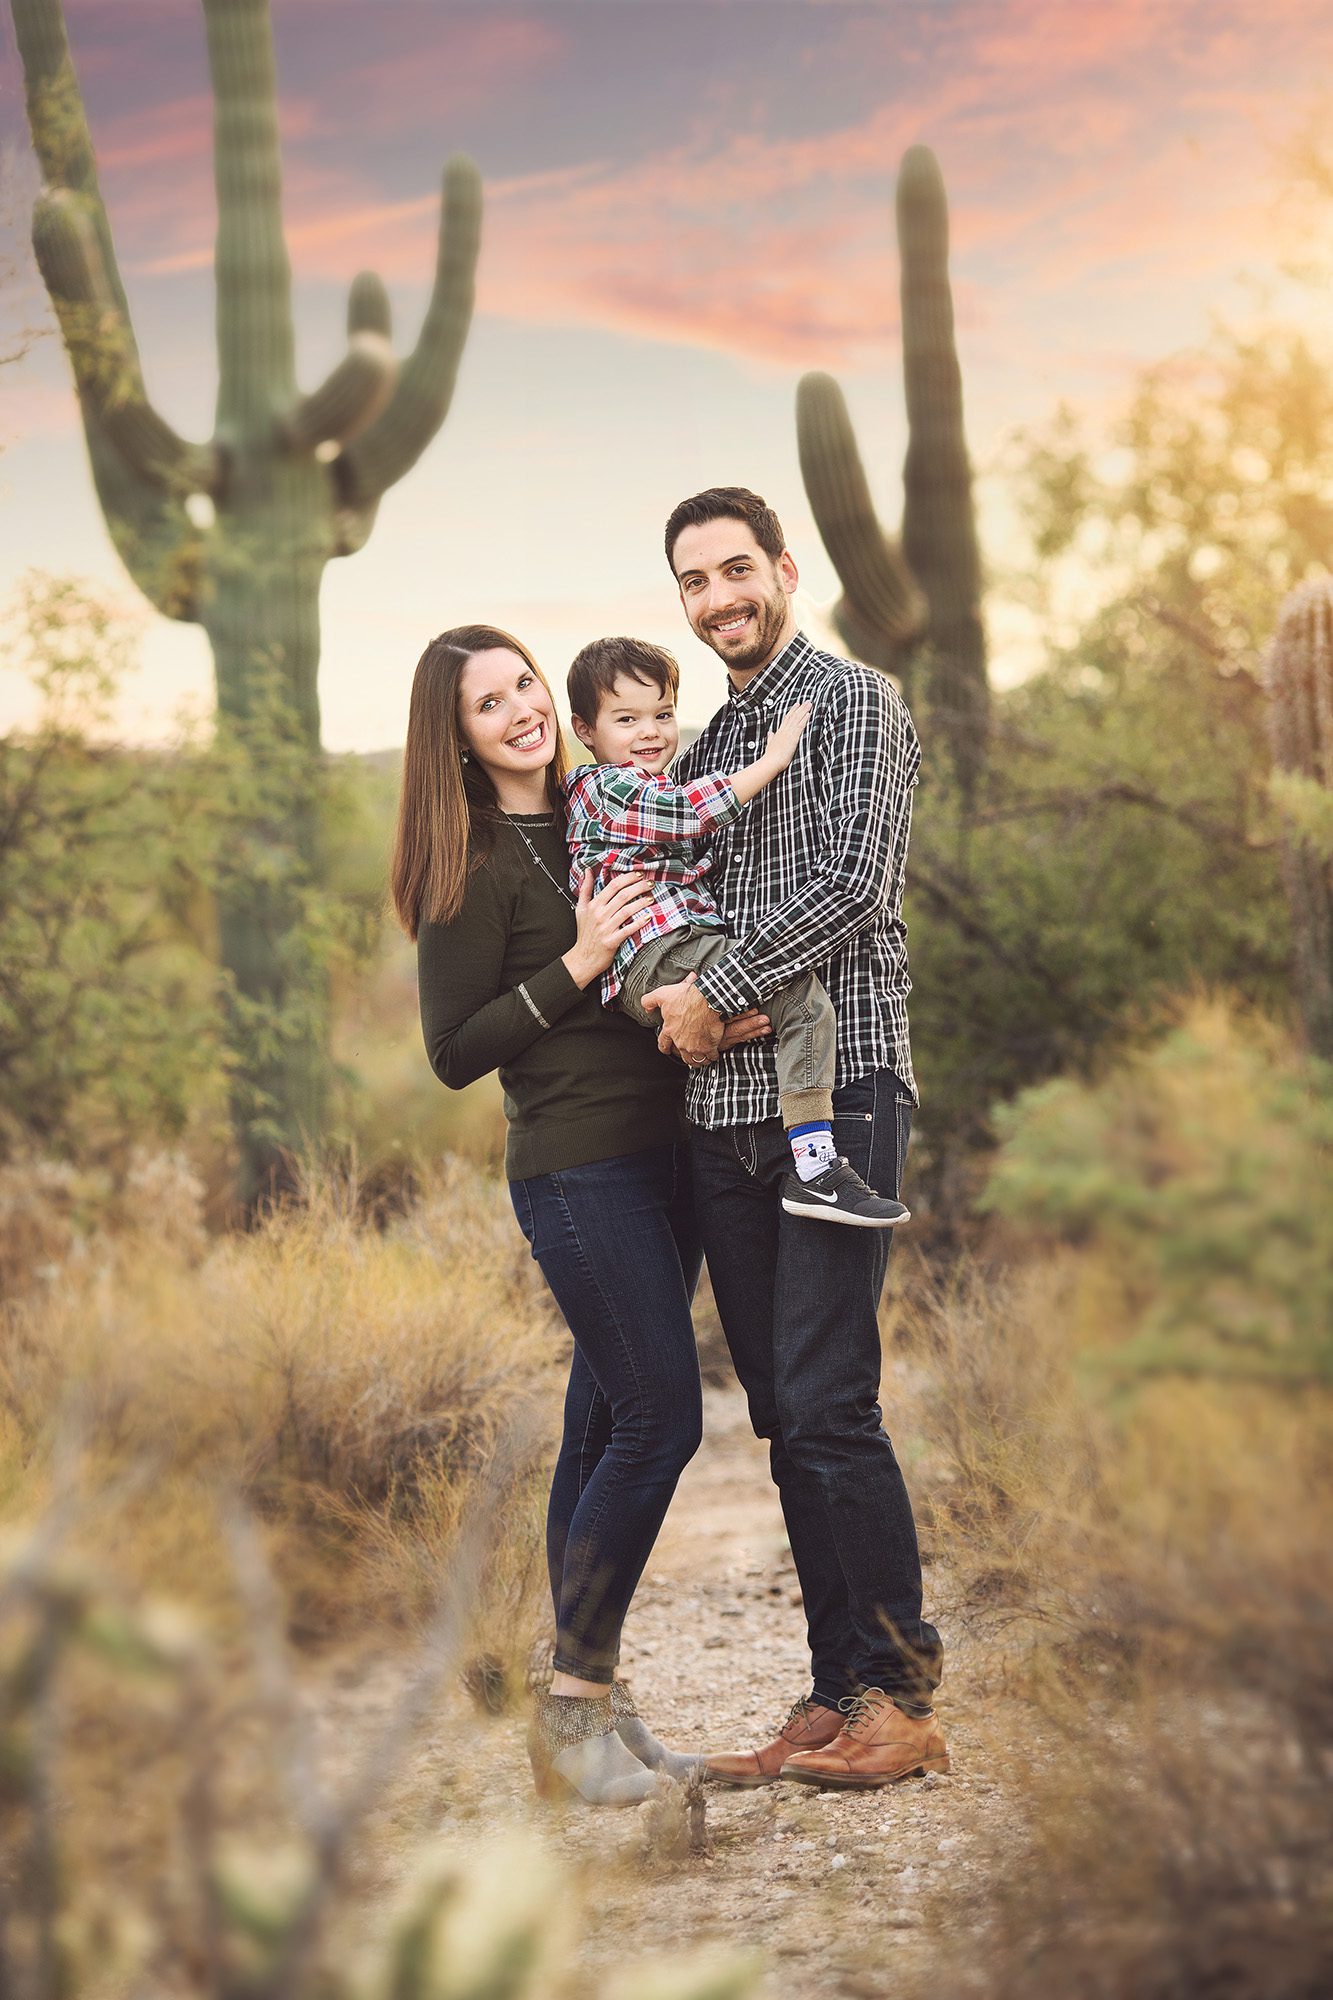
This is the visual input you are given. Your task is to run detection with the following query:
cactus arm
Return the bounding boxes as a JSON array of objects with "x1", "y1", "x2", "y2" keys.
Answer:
[
  {"x1": 897, "y1": 144, "x2": 988, "y2": 791},
  {"x1": 202, "y1": 0, "x2": 297, "y2": 432},
  {"x1": 289, "y1": 269, "x2": 396, "y2": 464},
  {"x1": 284, "y1": 334, "x2": 396, "y2": 453},
  {"x1": 347, "y1": 270, "x2": 392, "y2": 340},
  {"x1": 337, "y1": 157, "x2": 481, "y2": 508},
  {"x1": 91, "y1": 438, "x2": 206, "y2": 622},
  {"x1": 11, "y1": 0, "x2": 205, "y2": 620},
  {"x1": 12, "y1": 0, "x2": 128, "y2": 314},
  {"x1": 796, "y1": 370, "x2": 926, "y2": 673},
  {"x1": 32, "y1": 191, "x2": 217, "y2": 492},
  {"x1": 330, "y1": 492, "x2": 380, "y2": 559},
  {"x1": 898, "y1": 146, "x2": 976, "y2": 584},
  {"x1": 1266, "y1": 579, "x2": 1333, "y2": 1056}
]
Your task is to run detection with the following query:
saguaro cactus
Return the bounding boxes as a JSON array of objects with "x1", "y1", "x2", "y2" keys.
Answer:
[
  {"x1": 12, "y1": 0, "x2": 481, "y2": 1196},
  {"x1": 1266, "y1": 578, "x2": 1333, "y2": 1058},
  {"x1": 797, "y1": 145, "x2": 987, "y2": 799}
]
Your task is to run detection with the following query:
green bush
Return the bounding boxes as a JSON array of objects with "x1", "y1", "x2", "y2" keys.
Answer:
[
  {"x1": 0, "y1": 575, "x2": 228, "y2": 1161},
  {"x1": 981, "y1": 998, "x2": 1333, "y2": 1383}
]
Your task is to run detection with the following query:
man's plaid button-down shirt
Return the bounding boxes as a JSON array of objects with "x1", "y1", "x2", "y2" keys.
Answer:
[
  {"x1": 672, "y1": 630, "x2": 921, "y2": 1131},
  {"x1": 563, "y1": 761, "x2": 746, "y2": 1003}
]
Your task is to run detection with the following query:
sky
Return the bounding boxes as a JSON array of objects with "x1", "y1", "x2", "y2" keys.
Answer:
[{"x1": 1, "y1": 0, "x2": 1330, "y2": 749}]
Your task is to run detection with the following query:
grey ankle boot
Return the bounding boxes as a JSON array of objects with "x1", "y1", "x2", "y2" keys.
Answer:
[
  {"x1": 610, "y1": 1680, "x2": 705, "y2": 1782},
  {"x1": 528, "y1": 1691, "x2": 658, "y2": 1805}
]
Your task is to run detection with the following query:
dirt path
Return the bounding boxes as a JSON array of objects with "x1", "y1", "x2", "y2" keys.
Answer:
[{"x1": 314, "y1": 1383, "x2": 1028, "y2": 1996}]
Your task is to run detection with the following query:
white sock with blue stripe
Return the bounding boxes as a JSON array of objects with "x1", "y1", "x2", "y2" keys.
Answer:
[{"x1": 789, "y1": 1120, "x2": 837, "y2": 1181}]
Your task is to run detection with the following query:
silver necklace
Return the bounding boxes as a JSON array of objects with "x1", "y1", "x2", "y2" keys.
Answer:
[{"x1": 507, "y1": 815, "x2": 576, "y2": 908}]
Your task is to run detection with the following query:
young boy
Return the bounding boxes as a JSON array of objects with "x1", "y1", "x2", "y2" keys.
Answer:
[{"x1": 564, "y1": 636, "x2": 908, "y2": 1228}]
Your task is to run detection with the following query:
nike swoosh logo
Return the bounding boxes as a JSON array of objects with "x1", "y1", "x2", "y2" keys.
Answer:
[{"x1": 804, "y1": 1189, "x2": 841, "y2": 1203}]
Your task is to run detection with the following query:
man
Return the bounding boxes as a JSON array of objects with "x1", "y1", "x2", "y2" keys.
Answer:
[{"x1": 644, "y1": 486, "x2": 946, "y2": 1788}]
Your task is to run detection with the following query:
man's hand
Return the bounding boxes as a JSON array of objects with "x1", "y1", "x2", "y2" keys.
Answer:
[
  {"x1": 719, "y1": 1008, "x2": 771, "y2": 1049},
  {"x1": 638, "y1": 971, "x2": 726, "y2": 1065}
]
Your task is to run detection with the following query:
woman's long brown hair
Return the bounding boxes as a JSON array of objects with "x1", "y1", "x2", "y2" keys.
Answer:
[{"x1": 390, "y1": 624, "x2": 570, "y2": 939}]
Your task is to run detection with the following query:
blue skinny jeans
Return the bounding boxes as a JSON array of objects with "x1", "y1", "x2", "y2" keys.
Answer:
[{"x1": 509, "y1": 1141, "x2": 703, "y2": 1683}]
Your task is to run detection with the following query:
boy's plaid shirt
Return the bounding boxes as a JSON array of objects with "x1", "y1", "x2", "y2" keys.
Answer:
[
  {"x1": 672, "y1": 630, "x2": 921, "y2": 1131},
  {"x1": 563, "y1": 761, "x2": 746, "y2": 1002}
]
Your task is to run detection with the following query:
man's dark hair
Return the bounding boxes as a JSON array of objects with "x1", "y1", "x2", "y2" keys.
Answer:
[
  {"x1": 663, "y1": 486, "x2": 787, "y2": 575},
  {"x1": 567, "y1": 635, "x2": 680, "y2": 723}
]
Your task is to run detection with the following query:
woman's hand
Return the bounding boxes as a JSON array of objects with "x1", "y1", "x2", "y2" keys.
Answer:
[{"x1": 562, "y1": 870, "x2": 655, "y2": 988}]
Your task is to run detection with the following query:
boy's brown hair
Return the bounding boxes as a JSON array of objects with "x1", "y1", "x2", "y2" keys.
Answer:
[{"x1": 567, "y1": 635, "x2": 679, "y2": 724}]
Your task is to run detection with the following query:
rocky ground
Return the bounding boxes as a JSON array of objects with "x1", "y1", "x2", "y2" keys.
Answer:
[{"x1": 303, "y1": 1383, "x2": 1035, "y2": 1998}]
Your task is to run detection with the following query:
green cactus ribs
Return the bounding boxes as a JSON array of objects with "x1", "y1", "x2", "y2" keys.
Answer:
[
  {"x1": 1266, "y1": 579, "x2": 1333, "y2": 1058},
  {"x1": 11, "y1": 0, "x2": 483, "y2": 1202},
  {"x1": 796, "y1": 144, "x2": 988, "y2": 803}
]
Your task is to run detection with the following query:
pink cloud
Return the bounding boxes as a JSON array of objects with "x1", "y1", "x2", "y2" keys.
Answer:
[
  {"x1": 30, "y1": 0, "x2": 1333, "y2": 378},
  {"x1": 310, "y1": 16, "x2": 566, "y2": 135},
  {"x1": 96, "y1": 94, "x2": 317, "y2": 173}
]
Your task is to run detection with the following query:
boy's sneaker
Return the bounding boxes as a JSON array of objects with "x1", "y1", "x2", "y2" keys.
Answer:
[{"x1": 781, "y1": 1157, "x2": 910, "y2": 1229}]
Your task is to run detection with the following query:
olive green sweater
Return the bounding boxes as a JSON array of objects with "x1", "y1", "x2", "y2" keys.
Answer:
[{"x1": 417, "y1": 814, "x2": 685, "y2": 1180}]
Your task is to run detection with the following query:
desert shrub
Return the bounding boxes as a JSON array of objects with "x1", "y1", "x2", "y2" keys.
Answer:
[
  {"x1": 906, "y1": 625, "x2": 1289, "y2": 1182},
  {"x1": 0, "y1": 575, "x2": 229, "y2": 1165},
  {"x1": 0, "y1": 1158, "x2": 562, "y2": 1651},
  {"x1": 983, "y1": 996, "x2": 1333, "y2": 1383},
  {"x1": 899, "y1": 1000, "x2": 1333, "y2": 1998}
]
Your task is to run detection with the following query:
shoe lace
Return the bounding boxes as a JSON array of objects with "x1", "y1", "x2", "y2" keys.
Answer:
[
  {"x1": 783, "y1": 1695, "x2": 814, "y2": 1732},
  {"x1": 837, "y1": 1691, "x2": 885, "y2": 1738}
]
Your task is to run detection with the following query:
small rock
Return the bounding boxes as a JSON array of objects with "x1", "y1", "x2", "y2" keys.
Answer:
[{"x1": 830, "y1": 1853, "x2": 848, "y2": 1871}]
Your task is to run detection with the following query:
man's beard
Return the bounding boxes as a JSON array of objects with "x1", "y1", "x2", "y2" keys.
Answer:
[{"x1": 700, "y1": 583, "x2": 789, "y2": 671}]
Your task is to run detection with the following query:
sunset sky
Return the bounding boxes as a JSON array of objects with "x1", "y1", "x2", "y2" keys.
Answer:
[{"x1": 1, "y1": 0, "x2": 1329, "y2": 748}]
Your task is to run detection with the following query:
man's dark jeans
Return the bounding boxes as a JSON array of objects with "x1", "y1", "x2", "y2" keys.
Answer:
[
  {"x1": 691, "y1": 1067, "x2": 943, "y2": 1713},
  {"x1": 510, "y1": 1141, "x2": 703, "y2": 1683}
]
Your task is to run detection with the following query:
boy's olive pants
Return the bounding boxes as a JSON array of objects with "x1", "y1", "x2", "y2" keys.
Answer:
[{"x1": 618, "y1": 923, "x2": 836, "y2": 1129}]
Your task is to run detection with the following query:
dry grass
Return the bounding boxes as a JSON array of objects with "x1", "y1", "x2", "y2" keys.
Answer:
[
  {"x1": 0, "y1": 1155, "x2": 561, "y2": 1655},
  {"x1": 0, "y1": 1154, "x2": 577, "y2": 1996},
  {"x1": 889, "y1": 1004, "x2": 1333, "y2": 1997}
]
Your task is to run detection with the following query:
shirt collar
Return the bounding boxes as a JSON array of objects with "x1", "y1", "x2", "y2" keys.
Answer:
[{"x1": 725, "y1": 629, "x2": 815, "y2": 710}]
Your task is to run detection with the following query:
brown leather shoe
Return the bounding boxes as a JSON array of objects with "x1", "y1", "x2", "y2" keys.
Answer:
[
  {"x1": 704, "y1": 1696, "x2": 845, "y2": 1788},
  {"x1": 782, "y1": 1689, "x2": 950, "y2": 1788}
]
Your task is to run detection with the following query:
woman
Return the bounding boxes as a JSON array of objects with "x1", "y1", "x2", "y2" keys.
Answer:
[{"x1": 390, "y1": 624, "x2": 759, "y2": 1805}]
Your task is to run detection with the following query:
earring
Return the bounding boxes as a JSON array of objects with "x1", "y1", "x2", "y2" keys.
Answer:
[{"x1": 461, "y1": 748, "x2": 471, "y2": 764}]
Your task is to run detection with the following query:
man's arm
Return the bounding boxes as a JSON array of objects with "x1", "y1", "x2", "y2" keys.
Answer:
[{"x1": 692, "y1": 672, "x2": 920, "y2": 1018}]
